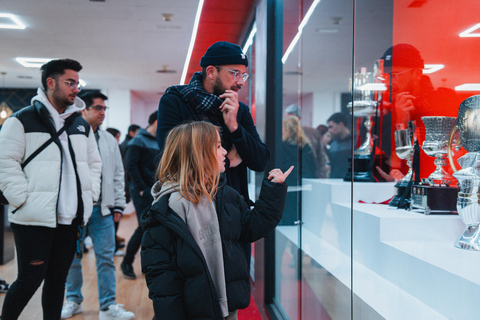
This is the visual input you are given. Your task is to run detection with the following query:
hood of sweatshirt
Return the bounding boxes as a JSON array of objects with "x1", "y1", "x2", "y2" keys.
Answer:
[{"x1": 31, "y1": 88, "x2": 85, "y2": 127}]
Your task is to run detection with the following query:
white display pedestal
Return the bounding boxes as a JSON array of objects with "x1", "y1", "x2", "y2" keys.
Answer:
[{"x1": 277, "y1": 179, "x2": 479, "y2": 320}]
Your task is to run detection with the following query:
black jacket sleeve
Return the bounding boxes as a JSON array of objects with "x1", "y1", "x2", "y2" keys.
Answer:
[
  {"x1": 239, "y1": 179, "x2": 287, "y2": 242},
  {"x1": 229, "y1": 103, "x2": 270, "y2": 172}
]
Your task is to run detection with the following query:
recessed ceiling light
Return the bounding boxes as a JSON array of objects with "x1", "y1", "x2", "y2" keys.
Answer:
[
  {"x1": 0, "y1": 13, "x2": 26, "y2": 29},
  {"x1": 16, "y1": 57, "x2": 55, "y2": 68},
  {"x1": 455, "y1": 83, "x2": 480, "y2": 91},
  {"x1": 459, "y1": 23, "x2": 480, "y2": 37}
]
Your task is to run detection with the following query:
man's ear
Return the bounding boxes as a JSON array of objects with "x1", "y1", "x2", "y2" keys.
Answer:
[
  {"x1": 46, "y1": 77, "x2": 56, "y2": 91},
  {"x1": 206, "y1": 65, "x2": 217, "y2": 80}
]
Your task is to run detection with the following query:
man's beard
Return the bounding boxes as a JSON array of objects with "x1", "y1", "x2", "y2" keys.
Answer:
[
  {"x1": 212, "y1": 77, "x2": 241, "y2": 97},
  {"x1": 213, "y1": 77, "x2": 226, "y2": 97}
]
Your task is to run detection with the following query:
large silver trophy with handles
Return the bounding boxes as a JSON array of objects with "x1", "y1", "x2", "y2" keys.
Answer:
[
  {"x1": 411, "y1": 116, "x2": 459, "y2": 214},
  {"x1": 344, "y1": 60, "x2": 388, "y2": 182},
  {"x1": 448, "y1": 95, "x2": 480, "y2": 250},
  {"x1": 421, "y1": 116, "x2": 458, "y2": 185}
]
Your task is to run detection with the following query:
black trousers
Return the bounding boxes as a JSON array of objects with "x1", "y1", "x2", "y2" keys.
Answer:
[
  {"x1": 123, "y1": 184, "x2": 153, "y2": 265},
  {"x1": 2, "y1": 223, "x2": 77, "y2": 320}
]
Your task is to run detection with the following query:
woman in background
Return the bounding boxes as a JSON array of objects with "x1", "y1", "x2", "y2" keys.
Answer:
[{"x1": 140, "y1": 121, "x2": 291, "y2": 319}]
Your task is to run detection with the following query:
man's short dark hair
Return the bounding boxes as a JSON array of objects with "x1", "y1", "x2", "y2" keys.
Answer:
[
  {"x1": 79, "y1": 91, "x2": 108, "y2": 108},
  {"x1": 128, "y1": 124, "x2": 140, "y2": 134},
  {"x1": 327, "y1": 112, "x2": 349, "y2": 126},
  {"x1": 40, "y1": 59, "x2": 82, "y2": 91},
  {"x1": 106, "y1": 127, "x2": 120, "y2": 138},
  {"x1": 148, "y1": 111, "x2": 158, "y2": 126}
]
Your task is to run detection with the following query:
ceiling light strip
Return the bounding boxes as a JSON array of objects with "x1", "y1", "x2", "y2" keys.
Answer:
[
  {"x1": 459, "y1": 23, "x2": 480, "y2": 37},
  {"x1": 282, "y1": 0, "x2": 321, "y2": 64},
  {"x1": 0, "y1": 13, "x2": 26, "y2": 29},
  {"x1": 16, "y1": 57, "x2": 54, "y2": 68},
  {"x1": 455, "y1": 84, "x2": 480, "y2": 91},
  {"x1": 180, "y1": 0, "x2": 205, "y2": 85},
  {"x1": 243, "y1": 23, "x2": 257, "y2": 53}
]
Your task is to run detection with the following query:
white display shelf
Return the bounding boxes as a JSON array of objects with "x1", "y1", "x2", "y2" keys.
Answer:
[{"x1": 276, "y1": 178, "x2": 480, "y2": 320}]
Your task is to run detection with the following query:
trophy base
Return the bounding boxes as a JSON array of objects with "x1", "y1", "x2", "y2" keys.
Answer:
[
  {"x1": 455, "y1": 225, "x2": 480, "y2": 251},
  {"x1": 343, "y1": 154, "x2": 390, "y2": 182},
  {"x1": 410, "y1": 184, "x2": 459, "y2": 214},
  {"x1": 389, "y1": 181, "x2": 411, "y2": 207}
]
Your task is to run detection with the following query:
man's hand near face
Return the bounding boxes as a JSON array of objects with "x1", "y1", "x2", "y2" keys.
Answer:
[{"x1": 219, "y1": 90, "x2": 239, "y2": 132}]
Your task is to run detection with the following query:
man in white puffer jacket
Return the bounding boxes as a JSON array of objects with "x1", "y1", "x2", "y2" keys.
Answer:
[{"x1": 0, "y1": 59, "x2": 102, "y2": 319}]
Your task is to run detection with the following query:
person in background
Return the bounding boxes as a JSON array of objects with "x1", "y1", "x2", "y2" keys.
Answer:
[
  {"x1": 141, "y1": 121, "x2": 290, "y2": 320},
  {"x1": 120, "y1": 124, "x2": 140, "y2": 205},
  {"x1": 327, "y1": 112, "x2": 353, "y2": 179},
  {"x1": 157, "y1": 41, "x2": 269, "y2": 269},
  {"x1": 120, "y1": 111, "x2": 160, "y2": 280},
  {"x1": 279, "y1": 116, "x2": 317, "y2": 225},
  {"x1": 106, "y1": 127, "x2": 120, "y2": 143},
  {"x1": 120, "y1": 124, "x2": 140, "y2": 158},
  {"x1": 106, "y1": 127, "x2": 126, "y2": 256},
  {"x1": 61, "y1": 92, "x2": 134, "y2": 320},
  {"x1": 285, "y1": 104, "x2": 329, "y2": 178},
  {"x1": 0, "y1": 58, "x2": 102, "y2": 319}
]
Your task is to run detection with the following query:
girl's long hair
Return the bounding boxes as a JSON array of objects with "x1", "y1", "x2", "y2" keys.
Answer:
[
  {"x1": 283, "y1": 116, "x2": 310, "y2": 147},
  {"x1": 157, "y1": 121, "x2": 220, "y2": 205}
]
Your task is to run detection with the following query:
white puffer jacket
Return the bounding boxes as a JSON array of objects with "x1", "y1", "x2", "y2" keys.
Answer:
[{"x1": 0, "y1": 94, "x2": 101, "y2": 228}]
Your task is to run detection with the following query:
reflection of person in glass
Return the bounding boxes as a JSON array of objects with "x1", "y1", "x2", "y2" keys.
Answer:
[
  {"x1": 327, "y1": 112, "x2": 353, "y2": 179},
  {"x1": 279, "y1": 116, "x2": 316, "y2": 225},
  {"x1": 377, "y1": 44, "x2": 459, "y2": 180}
]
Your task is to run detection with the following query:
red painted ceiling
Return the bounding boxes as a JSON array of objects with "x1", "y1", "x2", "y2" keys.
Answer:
[{"x1": 185, "y1": 0, "x2": 256, "y2": 82}]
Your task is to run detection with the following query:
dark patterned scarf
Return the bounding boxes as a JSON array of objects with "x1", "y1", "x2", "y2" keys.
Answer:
[{"x1": 163, "y1": 71, "x2": 223, "y2": 127}]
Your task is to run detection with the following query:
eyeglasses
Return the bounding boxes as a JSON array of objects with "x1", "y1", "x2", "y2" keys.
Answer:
[
  {"x1": 89, "y1": 105, "x2": 108, "y2": 112},
  {"x1": 216, "y1": 66, "x2": 249, "y2": 82},
  {"x1": 390, "y1": 69, "x2": 414, "y2": 80},
  {"x1": 62, "y1": 80, "x2": 82, "y2": 91}
]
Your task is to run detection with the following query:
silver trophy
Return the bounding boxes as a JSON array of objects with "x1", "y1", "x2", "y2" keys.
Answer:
[
  {"x1": 395, "y1": 124, "x2": 415, "y2": 184},
  {"x1": 421, "y1": 116, "x2": 458, "y2": 185},
  {"x1": 447, "y1": 95, "x2": 480, "y2": 250},
  {"x1": 389, "y1": 123, "x2": 416, "y2": 207}
]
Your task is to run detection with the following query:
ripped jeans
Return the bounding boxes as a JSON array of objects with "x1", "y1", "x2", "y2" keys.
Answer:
[{"x1": 1, "y1": 223, "x2": 77, "y2": 320}]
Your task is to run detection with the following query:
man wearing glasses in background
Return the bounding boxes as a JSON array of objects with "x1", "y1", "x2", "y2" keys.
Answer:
[
  {"x1": 156, "y1": 41, "x2": 269, "y2": 296},
  {"x1": 0, "y1": 59, "x2": 102, "y2": 319},
  {"x1": 61, "y1": 92, "x2": 135, "y2": 320}
]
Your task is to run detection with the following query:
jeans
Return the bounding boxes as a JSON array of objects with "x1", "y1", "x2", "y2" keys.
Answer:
[
  {"x1": 2, "y1": 223, "x2": 77, "y2": 320},
  {"x1": 123, "y1": 184, "x2": 153, "y2": 265},
  {"x1": 65, "y1": 206, "x2": 116, "y2": 310}
]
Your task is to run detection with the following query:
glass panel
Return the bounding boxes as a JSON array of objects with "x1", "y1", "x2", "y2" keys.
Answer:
[
  {"x1": 299, "y1": 0, "x2": 355, "y2": 318},
  {"x1": 352, "y1": 0, "x2": 480, "y2": 319},
  {"x1": 275, "y1": 0, "x2": 302, "y2": 318}
]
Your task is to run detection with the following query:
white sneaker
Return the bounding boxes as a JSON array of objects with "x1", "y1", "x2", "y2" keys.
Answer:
[
  {"x1": 114, "y1": 249, "x2": 125, "y2": 256},
  {"x1": 61, "y1": 301, "x2": 82, "y2": 319},
  {"x1": 99, "y1": 304, "x2": 135, "y2": 320}
]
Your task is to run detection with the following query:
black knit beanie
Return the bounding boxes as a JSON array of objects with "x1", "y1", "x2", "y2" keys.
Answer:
[{"x1": 200, "y1": 41, "x2": 248, "y2": 67}]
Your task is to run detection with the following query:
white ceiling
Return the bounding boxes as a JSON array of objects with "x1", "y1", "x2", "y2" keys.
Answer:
[
  {"x1": 0, "y1": 0, "x2": 198, "y2": 107},
  {"x1": 0, "y1": 0, "x2": 394, "y2": 111}
]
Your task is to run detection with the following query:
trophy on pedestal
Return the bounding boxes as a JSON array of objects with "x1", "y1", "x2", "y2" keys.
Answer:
[
  {"x1": 410, "y1": 116, "x2": 459, "y2": 214},
  {"x1": 447, "y1": 95, "x2": 480, "y2": 250},
  {"x1": 344, "y1": 60, "x2": 389, "y2": 182},
  {"x1": 389, "y1": 121, "x2": 416, "y2": 207}
]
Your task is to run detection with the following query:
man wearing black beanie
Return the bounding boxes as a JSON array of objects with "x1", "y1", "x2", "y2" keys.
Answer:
[
  {"x1": 155, "y1": 40, "x2": 269, "y2": 278},
  {"x1": 157, "y1": 41, "x2": 269, "y2": 199}
]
